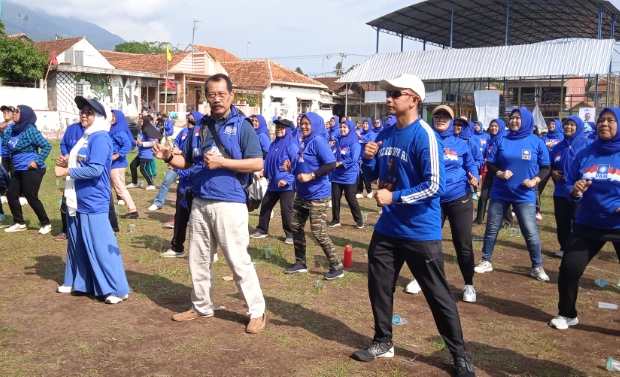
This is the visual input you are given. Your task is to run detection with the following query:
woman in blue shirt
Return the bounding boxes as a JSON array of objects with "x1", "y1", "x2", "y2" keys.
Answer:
[
  {"x1": 473, "y1": 121, "x2": 490, "y2": 151},
  {"x1": 283, "y1": 112, "x2": 342, "y2": 280},
  {"x1": 550, "y1": 108, "x2": 620, "y2": 330},
  {"x1": 251, "y1": 114, "x2": 271, "y2": 157},
  {"x1": 356, "y1": 118, "x2": 374, "y2": 198},
  {"x1": 109, "y1": 110, "x2": 138, "y2": 219},
  {"x1": 127, "y1": 116, "x2": 159, "y2": 190},
  {"x1": 2, "y1": 105, "x2": 52, "y2": 234},
  {"x1": 251, "y1": 119, "x2": 299, "y2": 244},
  {"x1": 328, "y1": 120, "x2": 363, "y2": 229},
  {"x1": 54, "y1": 97, "x2": 129, "y2": 304},
  {"x1": 475, "y1": 108, "x2": 551, "y2": 282},
  {"x1": 0, "y1": 105, "x2": 16, "y2": 224},
  {"x1": 536, "y1": 119, "x2": 565, "y2": 220}
]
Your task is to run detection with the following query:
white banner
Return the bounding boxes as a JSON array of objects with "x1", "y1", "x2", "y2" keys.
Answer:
[
  {"x1": 425, "y1": 90, "x2": 443, "y2": 104},
  {"x1": 364, "y1": 91, "x2": 385, "y2": 103},
  {"x1": 474, "y1": 90, "x2": 500, "y2": 130},
  {"x1": 532, "y1": 103, "x2": 547, "y2": 132}
]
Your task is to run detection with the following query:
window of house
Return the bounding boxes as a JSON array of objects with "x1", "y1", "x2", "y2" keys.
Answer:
[
  {"x1": 118, "y1": 86, "x2": 124, "y2": 103},
  {"x1": 76, "y1": 83, "x2": 84, "y2": 97}
]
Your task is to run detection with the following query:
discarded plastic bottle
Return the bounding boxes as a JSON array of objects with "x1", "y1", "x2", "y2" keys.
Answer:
[
  {"x1": 392, "y1": 315, "x2": 408, "y2": 326},
  {"x1": 315, "y1": 280, "x2": 326, "y2": 289},
  {"x1": 264, "y1": 247, "x2": 272, "y2": 259},
  {"x1": 343, "y1": 244, "x2": 353, "y2": 268},
  {"x1": 595, "y1": 278, "x2": 607, "y2": 288},
  {"x1": 607, "y1": 357, "x2": 620, "y2": 371}
]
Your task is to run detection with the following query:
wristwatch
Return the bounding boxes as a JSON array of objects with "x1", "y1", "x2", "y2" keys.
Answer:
[
  {"x1": 163, "y1": 154, "x2": 174, "y2": 163},
  {"x1": 311, "y1": 172, "x2": 316, "y2": 180}
]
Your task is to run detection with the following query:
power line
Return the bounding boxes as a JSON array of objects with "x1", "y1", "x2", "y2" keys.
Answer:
[{"x1": 247, "y1": 52, "x2": 371, "y2": 60}]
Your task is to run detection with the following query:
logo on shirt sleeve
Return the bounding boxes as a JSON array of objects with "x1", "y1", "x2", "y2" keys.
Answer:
[
  {"x1": 340, "y1": 147, "x2": 347, "y2": 155},
  {"x1": 521, "y1": 149, "x2": 531, "y2": 160},
  {"x1": 554, "y1": 154, "x2": 561, "y2": 163}
]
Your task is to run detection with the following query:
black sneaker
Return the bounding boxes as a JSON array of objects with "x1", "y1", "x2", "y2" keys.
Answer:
[
  {"x1": 120, "y1": 212, "x2": 139, "y2": 219},
  {"x1": 284, "y1": 263, "x2": 308, "y2": 274},
  {"x1": 324, "y1": 268, "x2": 344, "y2": 280},
  {"x1": 354, "y1": 221, "x2": 364, "y2": 229},
  {"x1": 454, "y1": 354, "x2": 476, "y2": 377},
  {"x1": 351, "y1": 340, "x2": 394, "y2": 362},
  {"x1": 327, "y1": 220, "x2": 341, "y2": 227}
]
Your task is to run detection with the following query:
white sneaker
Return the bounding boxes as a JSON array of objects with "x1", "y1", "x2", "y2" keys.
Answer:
[
  {"x1": 367, "y1": 191, "x2": 373, "y2": 198},
  {"x1": 531, "y1": 266, "x2": 550, "y2": 282},
  {"x1": 105, "y1": 294, "x2": 129, "y2": 304},
  {"x1": 5, "y1": 223, "x2": 27, "y2": 232},
  {"x1": 328, "y1": 200, "x2": 332, "y2": 208},
  {"x1": 57, "y1": 285, "x2": 73, "y2": 293},
  {"x1": 463, "y1": 285, "x2": 477, "y2": 302},
  {"x1": 19, "y1": 197, "x2": 28, "y2": 206},
  {"x1": 554, "y1": 250, "x2": 564, "y2": 258},
  {"x1": 355, "y1": 194, "x2": 363, "y2": 199},
  {"x1": 145, "y1": 185, "x2": 156, "y2": 191},
  {"x1": 160, "y1": 249, "x2": 185, "y2": 258},
  {"x1": 126, "y1": 183, "x2": 140, "y2": 189},
  {"x1": 148, "y1": 204, "x2": 160, "y2": 211},
  {"x1": 0, "y1": 196, "x2": 6, "y2": 203},
  {"x1": 549, "y1": 315, "x2": 578, "y2": 330},
  {"x1": 405, "y1": 279, "x2": 421, "y2": 294},
  {"x1": 38, "y1": 224, "x2": 52, "y2": 235},
  {"x1": 118, "y1": 200, "x2": 126, "y2": 206},
  {"x1": 212, "y1": 253, "x2": 219, "y2": 263},
  {"x1": 474, "y1": 260, "x2": 493, "y2": 273}
]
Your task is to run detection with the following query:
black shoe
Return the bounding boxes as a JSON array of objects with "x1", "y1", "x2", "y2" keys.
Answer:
[
  {"x1": 354, "y1": 221, "x2": 364, "y2": 229},
  {"x1": 454, "y1": 354, "x2": 476, "y2": 377},
  {"x1": 327, "y1": 220, "x2": 341, "y2": 227},
  {"x1": 120, "y1": 212, "x2": 139, "y2": 219},
  {"x1": 351, "y1": 340, "x2": 394, "y2": 362},
  {"x1": 472, "y1": 219, "x2": 482, "y2": 225}
]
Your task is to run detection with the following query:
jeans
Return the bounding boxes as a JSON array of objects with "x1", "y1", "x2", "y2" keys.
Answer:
[
  {"x1": 481, "y1": 198, "x2": 542, "y2": 268},
  {"x1": 153, "y1": 169, "x2": 179, "y2": 207}
]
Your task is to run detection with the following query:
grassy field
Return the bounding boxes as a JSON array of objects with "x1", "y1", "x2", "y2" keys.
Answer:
[{"x1": 0, "y1": 140, "x2": 619, "y2": 376}]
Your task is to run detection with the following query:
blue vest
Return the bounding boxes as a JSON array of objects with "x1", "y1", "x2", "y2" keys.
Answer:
[{"x1": 188, "y1": 109, "x2": 248, "y2": 203}]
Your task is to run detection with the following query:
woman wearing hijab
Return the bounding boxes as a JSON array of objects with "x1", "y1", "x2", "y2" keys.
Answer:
[
  {"x1": 327, "y1": 117, "x2": 340, "y2": 145},
  {"x1": 549, "y1": 117, "x2": 592, "y2": 259},
  {"x1": 475, "y1": 108, "x2": 551, "y2": 281},
  {"x1": 283, "y1": 112, "x2": 343, "y2": 280},
  {"x1": 536, "y1": 119, "x2": 565, "y2": 220},
  {"x1": 549, "y1": 108, "x2": 620, "y2": 330},
  {"x1": 2, "y1": 105, "x2": 52, "y2": 234},
  {"x1": 356, "y1": 118, "x2": 375, "y2": 198},
  {"x1": 127, "y1": 116, "x2": 159, "y2": 190},
  {"x1": 251, "y1": 114, "x2": 271, "y2": 157},
  {"x1": 473, "y1": 119, "x2": 512, "y2": 226},
  {"x1": 372, "y1": 118, "x2": 384, "y2": 137},
  {"x1": 328, "y1": 120, "x2": 363, "y2": 229},
  {"x1": 407, "y1": 106, "x2": 480, "y2": 302},
  {"x1": 54, "y1": 97, "x2": 130, "y2": 304},
  {"x1": 473, "y1": 121, "x2": 490, "y2": 150},
  {"x1": 250, "y1": 119, "x2": 299, "y2": 244},
  {"x1": 109, "y1": 110, "x2": 139, "y2": 219},
  {"x1": 383, "y1": 115, "x2": 397, "y2": 129},
  {"x1": 453, "y1": 119, "x2": 484, "y2": 171}
]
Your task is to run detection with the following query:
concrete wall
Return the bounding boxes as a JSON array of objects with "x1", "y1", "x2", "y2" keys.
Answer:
[
  {"x1": 262, "y1": 85, "x2": 333, "y2": 124},
  {"x1": 59, "y1": 39, "x2": 115, "y2": 70},
  {"x1": 0, "y1": 87, "x2": 48, "y2": 110}
]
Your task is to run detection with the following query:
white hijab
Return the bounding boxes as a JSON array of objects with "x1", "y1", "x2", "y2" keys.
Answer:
[{"x1": 65, "y1": 104, "x2": 112, "y2": 217}]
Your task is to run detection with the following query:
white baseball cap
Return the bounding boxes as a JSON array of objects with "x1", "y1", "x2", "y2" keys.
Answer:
[{"x1": 379, "y1": 74, "x2": 426, "y2": 102}]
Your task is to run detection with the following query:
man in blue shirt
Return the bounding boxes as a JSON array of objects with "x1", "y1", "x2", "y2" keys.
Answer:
[
  {"x1": 153, "y1": 74, "x2": 267, "y2": 334},
  {"x1": 352, "y1": 74, "x2": 475, "y2": 377}
]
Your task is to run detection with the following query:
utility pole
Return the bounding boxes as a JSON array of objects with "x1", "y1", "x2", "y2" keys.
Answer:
[
  {"x1": 191, "y1": 20, "x2": 201, "y2": 73},
  {"x1": 338, "y1": 53, "x2": 347, "y2": 75},
  {"x1": 247, "y1": 42, "x2": 251, "y2": 59}
]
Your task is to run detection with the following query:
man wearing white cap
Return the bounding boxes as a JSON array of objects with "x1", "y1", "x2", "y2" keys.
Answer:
[{"x1": 352, "y1": 74, "x2": 475, "y2": 377}]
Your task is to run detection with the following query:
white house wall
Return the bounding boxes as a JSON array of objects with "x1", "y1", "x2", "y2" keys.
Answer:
[
  {"x1": 59, "y1": 39, "x2": 115, "y2": 69},
  {"x1": 0, "y1": 87, "x2": 48, "y2": 110},
  {"x1": 262, "y1": 85, "x2": 332, "y2": 123},
  {"x1": 111, "y1": 76, "x2": 141, "y2": 116}
]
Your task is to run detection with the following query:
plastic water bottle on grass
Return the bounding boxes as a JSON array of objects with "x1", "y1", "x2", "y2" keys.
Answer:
[
  {"x1": 595, "y1": 278, "x2": 607, "y2": 288},
  {"x1": 392, "y1": 315, "x2": 408, "y2": 326},
  {"x1": 607, "y1": 358, "x2": 620, "y2": 371}
]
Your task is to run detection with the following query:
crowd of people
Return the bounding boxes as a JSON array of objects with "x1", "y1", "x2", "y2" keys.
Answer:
[{"x1": 2, "y1": 71, "x2": 620, "y2": 377}]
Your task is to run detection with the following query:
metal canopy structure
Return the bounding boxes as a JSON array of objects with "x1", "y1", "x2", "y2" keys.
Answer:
[
  {"x1": 368, "y1": 0, "x2": 620, "y2": 49},
  {"x1": 338, "y1": 39, "x2": 614, "y2": 82}
]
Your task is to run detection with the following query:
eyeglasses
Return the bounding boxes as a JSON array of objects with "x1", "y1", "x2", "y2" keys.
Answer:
[
  {"x1": 453, "y1": 121, "x2": 464, "y2": 127},
  {"x1": 80, "y1": 109, "x2": 95, "y2": 116},
  {"x1": 433, "y1": 114, "x2": 452, "y2": 121},
  {"x1": 206, "y1": 92, "x2": 229, "y2": 100},
  {"x1": 386, "y1": 90, "x2": 417, "y2": 100}
]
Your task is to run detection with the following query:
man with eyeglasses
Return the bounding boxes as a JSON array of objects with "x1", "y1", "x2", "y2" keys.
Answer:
[
  {"x1": 353, "y1": 74, "x2": 475, "y2": 377},
  {"x1": 152, "y1": 73, "x2": 267, "y2": 334}
]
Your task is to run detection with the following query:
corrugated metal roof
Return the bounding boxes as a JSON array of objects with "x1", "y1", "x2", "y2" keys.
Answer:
[{"x1": 338, "y1": 39, "x2": 615, "y2": 83}]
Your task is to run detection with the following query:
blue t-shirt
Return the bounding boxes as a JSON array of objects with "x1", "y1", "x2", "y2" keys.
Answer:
[
  {"x1": 488, "y1": 134, "x2": 550, "y2": 203},
  {"x1": 111, "y1": 131, "x2": 132, "y2": 169},
  {"x1": 292, "y1": 136, "x2": 336, "y2": 200},
  {"x1": 258, "y1": 133, "x2": 271, "y2": 154},
  {"x1": 442, "y1": 135, "x2": 479, "y2": 203},
  {"x1": 362, "y1": 118, "x2": 445, "y2": 241},
  {"x1": 8, "y1": 134, "x2": 39, "y2": 171},
  {"x1": 329, "y1": 142, "x2": 361, "y2": 184},
  {"x1": 71, "y1": 132, "x2": 112, "y2": 214},
  {"x1": 137, "y1": 133, "x2": 155, "y2": 159},
  {"x1": 1, "y1": 123, "x2": 14, "y2": 158},
  {"x1": 60, "y1": 123, "x2": 85, "y2": 155}
]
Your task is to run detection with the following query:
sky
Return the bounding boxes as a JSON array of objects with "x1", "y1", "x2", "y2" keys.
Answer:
[
  {"x1": 8, "y1": 0, "x2": 425, "y2": 76},
  {"x1": 8, "y1": 0, "x2": 620, "y2": 76}
]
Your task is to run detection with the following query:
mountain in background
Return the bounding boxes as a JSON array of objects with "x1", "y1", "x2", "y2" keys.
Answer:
[{"x1": 0, "y1": 0, "x2": 125, "y2": 49}]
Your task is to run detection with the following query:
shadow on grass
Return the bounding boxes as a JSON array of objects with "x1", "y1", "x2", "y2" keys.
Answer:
[
  {"x1": 27, "y1": 254, "x2": 192, "y2": 312},
  {"x1": 129, "y1": 234, "x2": 169, "y2": 253}
]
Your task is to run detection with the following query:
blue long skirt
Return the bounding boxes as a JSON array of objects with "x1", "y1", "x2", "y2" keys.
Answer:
[{"x1": 63, "y1": 212, "x2": 130, "y2": 297}]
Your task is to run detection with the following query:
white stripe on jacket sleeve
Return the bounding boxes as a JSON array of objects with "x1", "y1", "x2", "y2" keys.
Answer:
[{"x1": 400, "y1": 120, "x2": 441, "y2": 203}]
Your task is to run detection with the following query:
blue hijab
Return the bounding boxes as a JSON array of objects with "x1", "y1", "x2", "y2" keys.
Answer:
[
  {"x1": 360, "y1": 118, "x2": 373, "y2": 137},
  {"x1": 473, "y1": 121, "x2": 485, "y2": 136},
  {"x1": 433, "y1": 119, "x2": 454, "y2": 140},
  {"x1": 252, "y1": 114, "x2": 270, "y2": 138},
  {"x1": 546, "y1": 119, "x2": 564, "y2": 140},
  {"x1": 555, "y1": 116, "x2": 588, "y2": 174},
  {"x1": 190, "y1": 111, "x2": 205, "y2": 126},
  {"x1": 301, "y1": 112, "x2": 327, "y2": 145},
  {"x1": 337, "y1": 120, "x2": 359, "y2": 149},
  {"x1": 458, "y1": 120, "x2": 474, "y2": 141},
  {"x1": 110, "y1": 110, "x2": 131, "y2": 137},
  {"x1": 384, "y1": 115, "x2": 397, "y2": 128},
  {"x1": 593, "y1": 108, "x2": 620, "y2": 155},
  {"x1": 372, "y1": 118, "x2": 384, "y2": 134},
  {"x1": 13, "y1": 105, "x2": 37, "y2": 135},
  {"x1": 266, "y1": 119, "x2": 295, "y2": 167},
  {"x1": 507, "y1": 108, "x2": 534, "y2": 140},
  {"x1": 488, "y1": 119, "x2": 507, "y2": 146}
]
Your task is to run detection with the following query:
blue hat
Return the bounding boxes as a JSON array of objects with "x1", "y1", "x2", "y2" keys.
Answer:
[{"x1": 74, "y1": 96, "x2": 107, "y2": 118}]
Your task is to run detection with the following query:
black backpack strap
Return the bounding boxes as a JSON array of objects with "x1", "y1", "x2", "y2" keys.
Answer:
[{"x1": 206, "y1": 121, "x2": 246, "y2": 186}]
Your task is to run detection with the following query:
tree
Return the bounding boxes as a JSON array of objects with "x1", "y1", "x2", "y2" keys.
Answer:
[
  {"x1": 0, "y1": 21, "x2": 48, "y2": 83},
  {"x1": 115, "y1": 41, "x2": 179, "y2": 54},
  {"x1": 295, "y1": 67, "x2": 306, "y2": 76},
  {"x1": 346, "y1": 64, "x2": 358, "y2": 74},
  {"x1": 333, "y1": 62, "x2": 343, "y2": 76}
]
